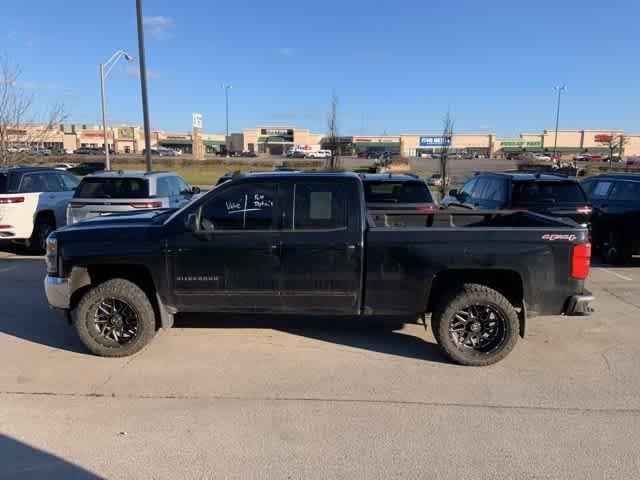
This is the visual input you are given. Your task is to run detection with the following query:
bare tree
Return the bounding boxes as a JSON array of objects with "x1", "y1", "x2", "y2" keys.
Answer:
[
  {"x1": 439, "y1": 110, "x2": 455, "y2": 196},
  {"x1": 0, "y1": 53, "x2": 66, "y2": 165},
  {"x1": 595, "y1": 133, "x2": 629, "y2": 168},
  {"x1": 325, "y1": 92, "x2": 340, "y2": 170}
]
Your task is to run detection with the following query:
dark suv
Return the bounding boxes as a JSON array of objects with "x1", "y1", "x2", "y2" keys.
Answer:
[
  {"x1": 442, "y1": 172, "x2": 592, "y2": 226},
  {"x1": 581, "y1": 173, "x2": 640, "y2": 264}
]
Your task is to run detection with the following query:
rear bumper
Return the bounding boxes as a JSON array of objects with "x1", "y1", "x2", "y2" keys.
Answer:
[{"x1": 564, "y1": 293, "x2": 594, "y2": 316}]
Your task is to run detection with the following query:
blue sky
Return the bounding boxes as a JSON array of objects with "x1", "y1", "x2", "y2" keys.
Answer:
[{"x1": 2, "y1": 0, "x2": 639, "y2": 136}]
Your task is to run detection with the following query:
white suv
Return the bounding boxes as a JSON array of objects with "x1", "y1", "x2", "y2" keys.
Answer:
[
  {"x1": 0, "y1": 166, "x2": 80, "y2": 252},
  {"x1": 67, "y1": 171, "x2": 200, "y2": 225}
]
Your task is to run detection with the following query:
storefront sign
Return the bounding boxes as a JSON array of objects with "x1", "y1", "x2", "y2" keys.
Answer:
[
  {"x1": 81, "y1": 131, "x2": 111, "y2": 138},
  {"x1": 167, "y1": 135, "x2": 190, "y2": 140},
  {"x1": 594, "y1": 134, "x2": 613, "y2": 143},
  {"x1": 262, "y1": 128, "x2": 293, "y2": 136},
  {"x1": 499, "y1": 139, "x2": 542, "y2": 147},
  {"x1": 419, "y1": 136, "x2": 451, "y2": 147},
  {"x1": 116, "y1": 127, "x2": 134, "y2": 139}
]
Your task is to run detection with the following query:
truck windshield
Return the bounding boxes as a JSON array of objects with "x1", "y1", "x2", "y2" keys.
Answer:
[
  {"x1": 512, "y1": 181, "x2": 586, "y2": 204},
  {"x1": 364, "y1": 181, "x2": 433, "y2": 203},
  {"x1": 75, "y1": 178, "x2": 149, "y2": 199}
]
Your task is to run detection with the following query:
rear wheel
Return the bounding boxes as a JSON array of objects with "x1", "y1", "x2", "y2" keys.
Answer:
[
  {"x1": 602, "y1": 231, "x2": 632, "y2": 265},
  {"x1": 431, "y1": 284, "x2": 519, "y2": 366},
  {"x1": 75, "y1": 279, "x2": 157, "y2": 357},
  {"x1": 28, "y1": 215, "x2": 55, "y2": 254}
]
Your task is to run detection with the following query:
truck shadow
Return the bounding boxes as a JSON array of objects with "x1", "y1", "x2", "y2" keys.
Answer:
[
  {"x1": 0, "y1": 433, "x2": 105, "y2": 479},
  {"x1": 175, "y1": 314, "x2": 449, "y2": 364}
]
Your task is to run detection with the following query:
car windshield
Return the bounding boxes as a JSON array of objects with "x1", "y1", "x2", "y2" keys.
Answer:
[
  {"x1": 364, "y1": 181, "x2": 433, "y2": 203},
  {"x1": 512, "y1": 181, "x2": 586, "y2": 204},
  {"x1": 75, "y1": 178, "x2": 149, "y2": 199}
]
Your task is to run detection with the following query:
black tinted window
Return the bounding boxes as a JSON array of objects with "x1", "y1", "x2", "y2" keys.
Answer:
[
  {"x1": 0, "y1": 174, "x2": 7, "y2": 194},
  {"x1": 294, "y1": 183, "x2": 347, "y2": 230},
  {"x1": 201, "y1": 183, "x2": 276, "y2": 230},
  {"x1": 609, "y1": 181, "x2": 640, "y2": 201},
  {"x1": 512, "y1": 181, "x2": 586, "y2": 204},
  {"x1": 20, "y1": 173, "x2": 50, "y2": 193},
  {"x1": 364, "y1": 181, "x2": 433, "y2": 203},
  {"x1": 75, "y1": 178, "x2": 149, "y2": 198}
]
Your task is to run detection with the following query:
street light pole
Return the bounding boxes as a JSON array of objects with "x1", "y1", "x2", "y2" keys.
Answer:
[
  {"x1": 221, "y1": 84, "x2": 232, "y2": 157},
  {"x1": 553, "y1": 84, "x2": 566, "y2": 159},
  {"x1": 99, "y1": 50, "x2": 133, "y2": 171},
  {"x1": 136, "y1": 0, "x2": 153, "y2": 173}
]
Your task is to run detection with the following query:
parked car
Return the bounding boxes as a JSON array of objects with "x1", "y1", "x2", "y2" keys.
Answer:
[
  {"x1": 580, "y1": 173, "x2": 640, "y2": 264},
  {"x1": 362, "y1": 173, "x2": 437, "y2": 226},
  {"x1": 67, "y1": 162, "x2": 105, "y2": 176},
  {"x1": 533, "y1": 154, "x2": 552, "y2": 162},
  {"x1": 584, "y1": 154, "x2": 604, "y2": 162},
  {"x1": 306, "y1": 150, "x2": 331, "y2": 159},
  {"x1": 426, "y1": 173, "x2": 450, "y2": 186},
  {"x1": 45, "y1": 171, "x2": 592, "y2": 363},
  {"x1": 74, "y1": 147, "x2": 101, "y2": 155},
  {"x1": 288, "y1": 151, "x2": 305, "y2": 158},
  {"x1": 441, "y1": 172, "x2": 592, "y2": 226},
  {"x1": 0, "y1": 166, "x2": 79, "y2": 252},
  {"x1": 66, "y1": 171, "x2": 200, "y2": 225},
  {"x1": 31, "y1": 147, "x2": 52, "y2": 156},
  {"x1": 53, "y1": 163, "x2": 76, "y2": 171},
  {"x1": 240, "y1": 151, "x2": 257, "y2": 158},
  {"x1": 626, "y1": 157, "x2": 640, "y2": 166}
]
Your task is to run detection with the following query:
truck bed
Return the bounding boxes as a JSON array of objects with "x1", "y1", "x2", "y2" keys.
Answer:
[{"x1": 364, "y1": 209, "x2": 589, "y2": 317}]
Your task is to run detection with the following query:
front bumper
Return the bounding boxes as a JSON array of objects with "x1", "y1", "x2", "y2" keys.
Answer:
[
  {"x1": 564, "y1": 293, "x2": 595, "y2": 316},
  {"x1": 44, "y1": 275, "x2": 70, "y2": 310}
]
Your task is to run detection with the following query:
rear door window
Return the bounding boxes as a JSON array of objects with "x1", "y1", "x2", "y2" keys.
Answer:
[
  {"x1": 156, "y1": 177, "x2": 171, "y2": 197},
  {"x1": 609, "y1": 181, "x2": 640, "y2": 201},
  {"x1": 363, "y1": 181, "x2": 433, "y2": 203},
  {"x1": 589, "y1": 181, "x2": 613, "y2": 199},
  {"x1": 75, "y1": 178, "x2": 149, "y2": 198},
  {"x1": 293, "y1": 183, "x2": 348, "y2": 230},
  {"x1": 512, "y1": 181, "x2": 586, "y2": 204},
  {"x1": 200, "y1": 182, "x2": 277, "y2": 230},
  {"x1": 43, "y1": 173, "x2": 64, "y2": 192}
]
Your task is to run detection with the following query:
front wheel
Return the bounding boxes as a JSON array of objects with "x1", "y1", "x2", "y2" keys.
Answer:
[
  {"x1": 75, "y1": 279, "x2": 157, "y2": 357},
  {"x1": 431, "y1": 284, "x2": 519, "y2": 366}
]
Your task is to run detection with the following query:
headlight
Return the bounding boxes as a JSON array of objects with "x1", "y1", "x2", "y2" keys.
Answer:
[{"x1": 45, "y1": 236, "x2": 58, "y2": 275}]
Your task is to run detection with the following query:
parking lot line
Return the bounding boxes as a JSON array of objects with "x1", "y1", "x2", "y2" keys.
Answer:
[{"x1": 597, "y1": 268, "x2": 634, "y2": 281}]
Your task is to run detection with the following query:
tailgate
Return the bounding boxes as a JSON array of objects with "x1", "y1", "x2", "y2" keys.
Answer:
[
  {"x1": 67, "y1": 198, "x2": 166, "y2": 224},
  {"x1": 0, "y1": 193, "x2": 39, "y2": 238}
]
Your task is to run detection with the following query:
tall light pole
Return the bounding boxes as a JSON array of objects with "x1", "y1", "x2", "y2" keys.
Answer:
[
  {"x1": 136, "y1": 0, "x2": 153, "y2": 173},
  {"x1": 99, "y1": 50, "x2": 133, "y2": 170},
  {"x1": 221, "y1": 84, "x2": 232, "y2": 157},
  {"x1": 553, "y1": 84, "x2": 567, "y2": 159}
]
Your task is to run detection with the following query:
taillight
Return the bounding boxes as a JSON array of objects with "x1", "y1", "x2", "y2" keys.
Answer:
[
  {"x1": 576, "y1": 206, "x2": 592, "y2": 214},
  {"x1": 130, "y1": 201, "x2": 163, "y2": 209},
  {"x1": 0, "y1": 196, "x2": 24, "y2": 204},
  {"x1": 417, "y1": 205, "x2": 436, "y2": 212},
  {"x1": 0, "y1": 225, "x2": 13, "y2": 229},
  {"x1": 571, "y1": 243, "x2": 591, "y2": 279}
]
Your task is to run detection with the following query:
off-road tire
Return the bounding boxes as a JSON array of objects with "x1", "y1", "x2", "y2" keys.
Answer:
[
  {"x1": 76, "y1": 279, "x2": 157, "y2": 357},
  {"x1": 431, "y1": 283, "x2": 519, "y2": 366}
]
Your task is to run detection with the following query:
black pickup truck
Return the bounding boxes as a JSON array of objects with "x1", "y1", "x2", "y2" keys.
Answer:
[{"x1": 44, "y1": 171, "x2": 593, "y2": 365}]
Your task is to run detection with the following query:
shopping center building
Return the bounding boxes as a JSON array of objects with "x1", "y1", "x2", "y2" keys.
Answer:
[{"x1": 4, "y1": 123, "x2": 640, "y2": 158}]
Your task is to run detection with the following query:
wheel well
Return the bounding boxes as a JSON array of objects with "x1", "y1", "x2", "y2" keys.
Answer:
[
  {"x1": 427, "y1": 269, "x2": 525, "y2": 335},
  {"x1": 71, "y1": 264, "x2": 161, "y2": 327},
  {"x1": 35, "y1": 210, "x2": 56, "y2": 227}
]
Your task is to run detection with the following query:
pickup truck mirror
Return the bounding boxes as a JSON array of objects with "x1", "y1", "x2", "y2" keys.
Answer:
[
  {"x1": 448, "y1": 189, "x2": 458, "y2": 197},
  {"x1": 190, "y1": 186, "x2": 201, "y2": 195},
  {"x1": 185, "y1": 212, "x2": 199, "y2": 233}
]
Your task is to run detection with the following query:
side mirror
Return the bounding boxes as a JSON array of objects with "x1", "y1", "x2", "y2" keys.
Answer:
[
  {"x1": 448, "y1": 189, "x2": 458, "y2": 197},
  {"x1": 185, "y1": 212, "x2": 199, "y2": 233},
  {"x1": 190, "y1": 186, "x2": 201, "y2": 195}
]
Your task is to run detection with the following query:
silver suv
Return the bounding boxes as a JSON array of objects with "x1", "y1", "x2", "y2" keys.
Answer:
[{"x1": 67, "y1": 170, "x2": 200, "y2": 225}]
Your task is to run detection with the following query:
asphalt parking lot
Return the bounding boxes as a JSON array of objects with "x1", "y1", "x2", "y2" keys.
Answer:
[{"x1": 1, "y1": 248, "x2": 639, "y2": 479}]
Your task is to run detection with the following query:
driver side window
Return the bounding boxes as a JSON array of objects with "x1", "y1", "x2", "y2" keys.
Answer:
[{"x1": 200, "y1": 183, "x2": 277, "y2": 231}]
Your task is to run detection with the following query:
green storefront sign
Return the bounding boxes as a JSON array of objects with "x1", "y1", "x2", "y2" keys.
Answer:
[{"x1": 499, "y1": 139, "x2": 542, "y2": 148}]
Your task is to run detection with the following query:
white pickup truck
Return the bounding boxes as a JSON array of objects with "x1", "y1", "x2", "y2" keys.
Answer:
[{"x1": 0, "y1": 166, "x2": 79, "y2": 252}]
